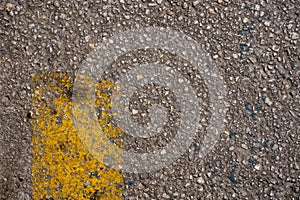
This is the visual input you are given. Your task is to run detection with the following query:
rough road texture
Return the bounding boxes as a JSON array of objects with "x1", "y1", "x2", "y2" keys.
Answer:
[{"x1": 0, "y1": 0, "x2": 299, "y2": 199}]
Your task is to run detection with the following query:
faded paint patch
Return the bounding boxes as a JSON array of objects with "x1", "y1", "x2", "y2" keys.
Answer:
[{"x1": 31, "y1": 72, "x2": 123, "y2": 199}]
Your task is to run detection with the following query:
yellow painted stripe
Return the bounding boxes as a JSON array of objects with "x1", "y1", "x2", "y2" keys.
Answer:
[{"x1": 31, "y1": 72, "x2": 123, "y2": 199}]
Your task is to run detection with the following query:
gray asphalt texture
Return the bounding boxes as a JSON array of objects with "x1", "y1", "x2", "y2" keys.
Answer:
[{"x1": 0, "y1": 0, "x2": 299, "y2": 199}]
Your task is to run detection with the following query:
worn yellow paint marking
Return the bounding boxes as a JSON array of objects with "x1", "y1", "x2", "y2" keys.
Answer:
[{"x1": 31, "y1": 72, "x2": 123, "y2": 199}]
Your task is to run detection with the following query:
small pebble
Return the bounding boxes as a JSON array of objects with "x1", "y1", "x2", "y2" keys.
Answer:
[
  {"x1": 160, "y1": 149, "x2": 166, "y2": 155},
  {"x1": 232, "y1": 54, "x2": 239, "y2": 59},
  {"x1": 6, "y1": 3, "x2": 13, "y2": 11},
  {"x1": 291, "y1": 32, "x2": 299, "y2": 40},
  {"x1": 157, "y1": 0, "x2": 163, "y2": 4},
  {"x1": 132, "y1": 109, "x2": 138, "y2": 115},
  {"x1": 137, "y1": 74, "x2": 143, "y2": 80},
  {"x1": 178, "y1": 78, "x2": 184, "y2": 83},
  {"x1": 243, "y1": 18, "x2": 249, "y2": 23},
  {"x1": 208, "y1": 8, "x2": 217, "y2": 15},
  {"x1": 53, "y1": 1, "x2": 60, "y2": 7},
  {"x1": 197, "y1": 177, "x2": 205, "y2": 184},
  {"x1": 264, "y1": 21, "x2": 271, "y2": 26},
  {"x1": 162, "y1": 193, "x2": 170, "y2": 198},
  {"x1": 272, "y1": 45, "x2": 280, "y2": 52},
  {"x1": 265, "y1": 97, "x2": 273, "y2": 106},
  {"x1": 166, "y1": 9, "x2": 174, "y2": 16},
  {"x1": 193, "y1": 1, "x2": 199, "y2": 7},
  {"x1": 254, "y1": 164, "x2": 261, "y2": 170},
  {"x1": 255, "y1": 4, "x2": 261, "y2": 11},
  {"x1": 183, "y1": 2, "x2": 188, "y2": 9},
  {"x1": 89, "y1": 43, "x2": 95, "y2": 49}
]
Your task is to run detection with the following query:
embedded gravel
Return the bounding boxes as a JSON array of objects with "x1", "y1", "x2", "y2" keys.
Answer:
[{"x1": 0, "y1": 0, "x2": 299, "y2": 199}]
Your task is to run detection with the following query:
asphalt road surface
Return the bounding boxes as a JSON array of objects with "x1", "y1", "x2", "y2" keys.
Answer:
[{"x1": 0, "y1": 0, "x2": 299, "y2": 199}]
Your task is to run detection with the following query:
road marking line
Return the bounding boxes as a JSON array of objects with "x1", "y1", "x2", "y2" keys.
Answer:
[{"x1": 31, "y1": 72, "x2": 123, "y2": 199}]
